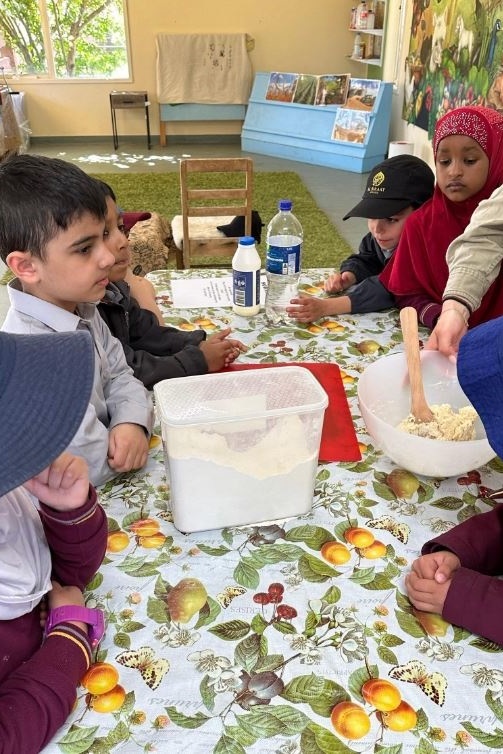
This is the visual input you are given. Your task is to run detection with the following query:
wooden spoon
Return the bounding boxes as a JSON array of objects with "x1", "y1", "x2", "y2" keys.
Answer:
[{"x1": 400, "y1": 307, "x2": 434, "y2": 423}]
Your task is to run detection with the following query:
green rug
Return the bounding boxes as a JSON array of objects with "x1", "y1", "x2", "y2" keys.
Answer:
[
  {"x1": 0, "y1": 171, "x2": 352, "y2": 283},
  {"x1": 92, "y1": 171, "x2": 352, "y2": 269}
]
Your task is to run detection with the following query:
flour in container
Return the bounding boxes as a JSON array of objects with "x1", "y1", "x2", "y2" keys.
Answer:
[{"x1": 168, "y1": 413, "x2": 315, "y2": 477}]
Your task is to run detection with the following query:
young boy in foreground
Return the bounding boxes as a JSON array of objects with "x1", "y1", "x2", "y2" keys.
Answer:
[
  {"x1": 406, "y1": 316, "x2": 503, "y2": 645},
  {"x1": 0, "y1": 329, "x2": 107, "y2": 753},
  {"x1": 97, "y1": 181, "x2": 246, "y2": 390},
  {"x1": 0, "y1": 154, "x2": 154, "y2": 486},
  {"x1": 287, "y1": 154, "x2": 435, "y2": 323}
]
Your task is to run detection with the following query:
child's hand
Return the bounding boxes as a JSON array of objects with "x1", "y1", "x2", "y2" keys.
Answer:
[
  {"x1": 426, "y1": 306, "x2": 468, "y2": 358},
  {"x1": 410, "y1": 550, "x2": 461, "y2": 581},
  {"x1": 405, "y1": 551, "x2": 460, "y2": 614},
  {"x1": 23, "y1": 452, "x2": 90, "y2": 511},
  {"x1": 48, "y1": 581, "x2": 85, "y2": 611},
  {"x1": 324, "y1": 271, "x2": 355, "y2": 293},
  {"x1": 45, "y1": 581, "x2": 87, "y2": 634},
  {"x1": 108, "y1": 423, "x2": 149, "y2": 472},
  {"x1": 286, "y1": 295, "x2": 329, "y2": 323},
  {"x1": 200, "y1": 328, "x2": 247, "y2": 372}
]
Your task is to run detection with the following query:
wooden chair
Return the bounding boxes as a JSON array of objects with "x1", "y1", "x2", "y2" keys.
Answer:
[{"x1": 171, "y1": 157, "x2": 253, "y2": 269}]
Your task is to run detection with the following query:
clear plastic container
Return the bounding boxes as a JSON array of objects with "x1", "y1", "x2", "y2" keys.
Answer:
[{"x1": 154, "y1": 367, "x2": 328, "y2": 532}]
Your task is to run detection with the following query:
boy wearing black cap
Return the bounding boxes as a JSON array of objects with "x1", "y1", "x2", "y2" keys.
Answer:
[
  {"x1": 0, "y1": 330, "x2": 107, "y2": 753},
  {"x1": 287, "y1": 154, "x2": 435, "y2": 323}
]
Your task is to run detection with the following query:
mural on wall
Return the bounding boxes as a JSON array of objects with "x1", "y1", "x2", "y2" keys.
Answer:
[{"x1": 403, "y1": 0, "x2": 503, "y2": 137}]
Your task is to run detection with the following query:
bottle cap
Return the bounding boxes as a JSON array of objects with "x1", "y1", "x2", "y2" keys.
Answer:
[
  {"x1": 278, "y1": 199, "x2": 292, "y2": 211},
  {"x1": 239, "y1": 236, "x2": 256, "y2": 245}
]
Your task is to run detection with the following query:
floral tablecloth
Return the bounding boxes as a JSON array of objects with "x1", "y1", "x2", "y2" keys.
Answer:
[{"x1": 44, "y1": 269, "x2": 503, "y2": 754}]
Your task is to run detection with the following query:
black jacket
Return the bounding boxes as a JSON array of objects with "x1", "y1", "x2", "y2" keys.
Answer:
[
  {"x1": 98, "y1": 281, "x2": 207, "y2": 390},
  {"x1": 339, "y1": 232, "x2": 396, "y2": 314}
]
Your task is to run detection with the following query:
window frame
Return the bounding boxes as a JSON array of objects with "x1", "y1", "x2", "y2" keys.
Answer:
[{"x1": 1, "y1": 0, "x2": 132, "y2": 83}]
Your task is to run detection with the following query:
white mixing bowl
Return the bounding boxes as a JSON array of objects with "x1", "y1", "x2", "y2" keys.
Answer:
[{"x1": 357, "y1": 350, "x2": 495, "y2": 477}]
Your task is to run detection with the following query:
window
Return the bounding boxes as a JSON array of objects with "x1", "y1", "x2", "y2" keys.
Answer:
[{"x1": 0, "y1": 0, "x2": 129, "y2": 80}]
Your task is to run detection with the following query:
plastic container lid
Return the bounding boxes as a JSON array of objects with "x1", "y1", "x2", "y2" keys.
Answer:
[
  {"x1": 154, "y1": 366, "x2": 328, "y2": 427},
  {"x1": 278, "y1": 199, "x2": 293, "y2": 211},
  {"x1": 239, "y1": 236, "x2": 256, "y2": 245}
]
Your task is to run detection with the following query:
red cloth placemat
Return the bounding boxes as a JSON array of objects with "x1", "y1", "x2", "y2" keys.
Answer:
[{"x1": 224, "y1": 362, "x2": 361, "y2": 463}]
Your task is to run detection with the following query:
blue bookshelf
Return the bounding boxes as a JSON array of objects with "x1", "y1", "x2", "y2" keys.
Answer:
[{"x1": 241, "y1": 72, "x2": 393, "y2": 173}]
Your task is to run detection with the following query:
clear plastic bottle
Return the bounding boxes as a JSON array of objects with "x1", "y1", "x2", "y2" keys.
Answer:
[
  {"x1": 232, "y1": 236, "x2": 261, "y2": 316},
  {"x1": 355, "y1": 0, "x2": 368, "y2": 29},
  {"x1": 352, "y1": 33, "x2": 363, "y2": 58},
  {"x1": 264, "y1": 200, "x2": 303, "y2": 325}
]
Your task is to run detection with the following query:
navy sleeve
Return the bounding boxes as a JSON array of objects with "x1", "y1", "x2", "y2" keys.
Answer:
[
  {"x1": 340, "y1": 234, "x2": 386, "y2": 282},
  {"x1": 121, "y1": 295, "x2": 209, "y2": 389},
  {"x1": 346, "y1": 276, "x2": 396, "y2": 314}
]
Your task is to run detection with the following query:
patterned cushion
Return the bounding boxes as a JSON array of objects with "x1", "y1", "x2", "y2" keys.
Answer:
[{"x1": 128, "y1": 212, "x2": 174, "y2": 275}]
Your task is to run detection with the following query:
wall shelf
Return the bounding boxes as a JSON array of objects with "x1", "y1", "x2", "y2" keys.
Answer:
[{"x1": 349, "y1": 0, "x2": 387, "y2": 67}]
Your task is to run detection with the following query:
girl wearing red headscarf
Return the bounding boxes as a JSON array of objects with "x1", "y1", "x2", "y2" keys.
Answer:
[{"x1": 379, "y1": 106, "x2": 503, "y2": 329}]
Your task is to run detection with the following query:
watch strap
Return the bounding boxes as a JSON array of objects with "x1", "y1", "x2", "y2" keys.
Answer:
[{"x1": 45, "y1": 606, "x2": 105, "y2": 648}]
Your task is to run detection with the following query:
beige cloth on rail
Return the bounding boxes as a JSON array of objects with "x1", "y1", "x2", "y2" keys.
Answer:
[{"x1": 156, "y1": 33, "x2": 253, "y2": 104}]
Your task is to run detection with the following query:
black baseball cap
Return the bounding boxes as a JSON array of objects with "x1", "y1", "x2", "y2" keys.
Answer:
[{"x1": 342, "y1": 154, "x2": 435, "y2": 220}]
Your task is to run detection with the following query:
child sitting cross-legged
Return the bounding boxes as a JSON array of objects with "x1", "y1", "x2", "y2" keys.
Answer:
[
  {"x1": 286, "y1": 154, "x2": 434, "y2": 323},
  {"x1": 0, "y1": 154, "x2": 154, "y2": 487},
  {"x1": 0, "y1": 329, "x2": 107, "y2": 753},
  {"x1": 96, "y1": 180, "x2": 247, "y2": 390}
]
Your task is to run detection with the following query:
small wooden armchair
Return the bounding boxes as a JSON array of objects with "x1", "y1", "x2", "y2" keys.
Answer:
[{"x1": 171, "y1": 157, "x2": 254, "y2": 269}]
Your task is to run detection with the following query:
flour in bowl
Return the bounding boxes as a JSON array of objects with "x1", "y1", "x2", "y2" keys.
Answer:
[{"x1": 398, "y1": 404, "x2": 478, "y2": 441}]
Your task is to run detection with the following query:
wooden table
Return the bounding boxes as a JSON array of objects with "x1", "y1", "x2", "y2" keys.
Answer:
[{"x1": 43, "y1": 269, "x2": 503, "y2": 754}]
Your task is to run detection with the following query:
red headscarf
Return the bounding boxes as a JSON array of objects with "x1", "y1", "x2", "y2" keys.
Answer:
[{"x1": 379, "y1": 106, "x2": 503, "y2": 327}]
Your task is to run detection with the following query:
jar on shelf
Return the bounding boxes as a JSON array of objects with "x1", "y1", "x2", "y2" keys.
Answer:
[
  {"x1": 374, "y1": 0, "x2": 385, "y2": 28},
  {"x1": 350, "y1": 7, "x2": 357, "y2": 29},
  {"x1": 366, "y1": 10, "x2": 375, "y2": 29},
  {"x1": 352, "y1": 33, "x2": 363, "y2": 58}
]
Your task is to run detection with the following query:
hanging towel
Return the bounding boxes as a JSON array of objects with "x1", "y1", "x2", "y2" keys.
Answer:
[{"x1": 156, "y1": 33, "x2": 253, "y2": 104}]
